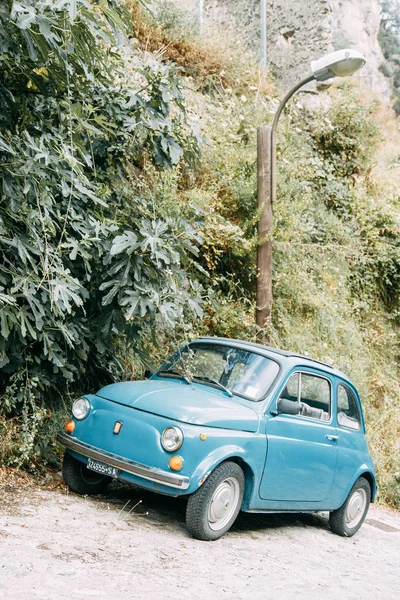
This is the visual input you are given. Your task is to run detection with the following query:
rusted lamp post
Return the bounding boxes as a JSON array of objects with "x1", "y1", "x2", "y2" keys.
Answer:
[{"x1": 256, "y1": 49, "x2": 366, "y2": 341}]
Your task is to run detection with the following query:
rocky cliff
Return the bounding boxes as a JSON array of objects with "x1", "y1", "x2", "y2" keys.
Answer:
[
  {"x1": 187, "y1": 0, "x2": 391, "y2": 96},
  {"x1": 329, "y1": 0, "x2": 389, "y2": 94}
]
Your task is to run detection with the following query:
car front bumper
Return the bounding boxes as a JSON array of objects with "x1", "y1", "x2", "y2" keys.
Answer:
[{"x1": 57, "y1": 432, "x2": 190, "y2": 490}]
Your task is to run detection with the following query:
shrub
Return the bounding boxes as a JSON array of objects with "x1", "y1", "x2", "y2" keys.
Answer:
[{"x1": 0, "y1": 0, "x2": 201, "y2": 462}]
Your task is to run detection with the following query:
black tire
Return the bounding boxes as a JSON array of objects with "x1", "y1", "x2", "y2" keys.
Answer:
[
  {"x1": 186, "y1": 461, "x2": 245, "y2": 541},
  {"x1": 329, "y1": 477, "x2": 371, "y2": 537},
  {"x1": 62, "y1": 451, "x2": 112, "y2": 496}
]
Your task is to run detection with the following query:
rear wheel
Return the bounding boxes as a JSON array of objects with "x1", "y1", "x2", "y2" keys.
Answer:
[
  {"x1": 329, "y1": 477, "x2": 371, "y2": 537},
  {"x1": 62, "y1": 451, "x2": 112, "y2": 496},
  {"x1": 186, "y1": 461, "x2": 244, "y2": 541}
]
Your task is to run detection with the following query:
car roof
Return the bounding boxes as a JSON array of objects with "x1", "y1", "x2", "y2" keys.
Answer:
[{"x1": 194, "y1": 336, "x2": 351, "y2": 383}]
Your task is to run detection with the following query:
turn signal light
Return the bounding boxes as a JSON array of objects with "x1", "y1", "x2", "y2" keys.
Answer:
[
  {"x1": 65, "y1": 420, "x2": 75, "y2": 433},
  {"x1": 169, "y1": 456, "x2": 183, "y2": 471}
]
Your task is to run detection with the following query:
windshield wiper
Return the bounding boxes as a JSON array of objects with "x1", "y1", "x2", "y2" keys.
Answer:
[
  {"x1": 157, "y1": 370, "x2": 192, "y2": 385},
  {"x1": 193, "y1": 376, "x2": 233, "y2": 397}
]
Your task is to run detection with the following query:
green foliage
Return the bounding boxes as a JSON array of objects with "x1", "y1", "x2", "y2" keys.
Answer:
[
  {"x1": 2, "y1": 0, "x2": 400, "y2": 509},
  {"x1": 0, "y1": 0, "x2": 202, "y2": 458},
  {"x1": 182, "y1": 71, "x2": 400, "y2": 506},
  {"x1": 379, "y1": 0, "x2": 400, "y2": 114},
  {"x1": 271, "y1": 91, "x2": 400, "y2": 504},
  {"x1": 306, "y1": 91, "x2": 400, "y2": 312},
  {"x1": 379, "y1": 0, "x2": 400, "y2": 55},
  {"x1": 153, "y1": 0, "x2": 198, "y2": 40},
  {"x1": 379, "y1": 61, "x2": 393, "y2": 78},
  {"x1": 311, "y1": 93, "x2": 379, "y2": 177},
  {"x1": 393, "y1": 96, "x2": 400, "y2": 114}
]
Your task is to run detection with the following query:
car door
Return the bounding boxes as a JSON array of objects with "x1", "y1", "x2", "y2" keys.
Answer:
[
  {"x1": 260, "y1": 369, "x2": 339, "y2": 503},
  {"x1": 332, "y1": 380, "x2": 371, "y2": 495}
]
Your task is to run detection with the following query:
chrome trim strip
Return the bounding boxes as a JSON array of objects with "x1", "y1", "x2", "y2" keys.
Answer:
[{"x1": 57, "y1": 433, "x2": 190, "y2": 490}]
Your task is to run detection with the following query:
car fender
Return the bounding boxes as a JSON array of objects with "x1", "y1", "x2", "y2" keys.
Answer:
[
  {"x1": 188, "y1": 443, "x2": 260, "y2": 496},
  {"x1": 339, "y1": 464, "x2": 377, "y2": 505}
]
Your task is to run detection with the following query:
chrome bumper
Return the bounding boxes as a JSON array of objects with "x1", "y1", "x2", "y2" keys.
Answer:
[{"x1": 57, "y1": 433, "x2": 190, "y2": 490}]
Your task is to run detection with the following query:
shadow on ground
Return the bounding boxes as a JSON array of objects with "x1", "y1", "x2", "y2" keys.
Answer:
[{"x1": 88, "y1": 481, "x2": 332, "y2": 538}]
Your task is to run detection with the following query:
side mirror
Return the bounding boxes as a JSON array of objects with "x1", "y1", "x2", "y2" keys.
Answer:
[
  {"x1": 277, "y1": 398, "x2": 301, "y2": 416},
  {"x1": 144, "y1": 369, "x2": 153, "y2": 380}
]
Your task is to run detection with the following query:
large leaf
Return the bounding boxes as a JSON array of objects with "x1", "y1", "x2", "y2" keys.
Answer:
[
  {"x1": 110, "y1": 231, "x2": 139, "y2": 256},
  {"x1": 0, "y1": 0, "x2": 202, "y2": 431}
]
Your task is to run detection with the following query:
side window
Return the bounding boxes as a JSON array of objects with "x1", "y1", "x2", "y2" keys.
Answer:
[
  {"x1": 278, "y1": 372, "x2": 331, "y2": 421},
  {"x1": 299, "y1": 373, "x2": 331, "y2": 421},
  {"x1": 337, "y1": 385, "x2": 361, "y2": 430}
]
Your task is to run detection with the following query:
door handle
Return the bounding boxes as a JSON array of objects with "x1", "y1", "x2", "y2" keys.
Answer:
[{"x1": 326, "y1": 435, "x2": 340, "y2": 441}]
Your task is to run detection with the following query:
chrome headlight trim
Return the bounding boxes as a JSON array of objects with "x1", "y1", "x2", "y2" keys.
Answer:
[
  {"x1": 161, "y1": 426, "x2": 184, "y2": 452},
  {"x1": 72, "y1": 398, "x2": 91, "y2": 420}
]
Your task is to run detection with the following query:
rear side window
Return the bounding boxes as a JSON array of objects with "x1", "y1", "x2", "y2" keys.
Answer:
[{"x1": 337, "y1": 385, "x2": 361, "y2": 430}]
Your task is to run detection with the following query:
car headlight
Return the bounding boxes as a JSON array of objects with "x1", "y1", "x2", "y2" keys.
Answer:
[
  {"x1": 72, "y1": 398, "x2": 91, "y2": 420},
  {"x1": 161, "y1": 427, "x2": 183, "y2": 452}
]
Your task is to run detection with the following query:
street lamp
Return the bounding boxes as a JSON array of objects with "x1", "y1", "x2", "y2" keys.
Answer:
[{"x1": 256, "y1": 49, "x2": 366, "y2": 340}]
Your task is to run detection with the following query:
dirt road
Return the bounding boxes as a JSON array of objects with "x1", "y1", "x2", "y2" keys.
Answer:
[{"x1": 0, "y1": 477, "x2": 399, "y2": 600}]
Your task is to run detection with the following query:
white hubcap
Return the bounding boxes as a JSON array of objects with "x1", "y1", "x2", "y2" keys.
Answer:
[
  {"x1": 346, "y1": 488, "x2": 367, "y2": 528},
  {"x1": 208, "y1": 477, "x2": 240, "y2": 531}
]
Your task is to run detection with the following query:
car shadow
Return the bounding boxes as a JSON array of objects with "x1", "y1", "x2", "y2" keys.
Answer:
[
  {"x1": 231, "y1": 510, "x2": 331, "y2": 536},
  {"x1": 89, "y1": 482, "x2": 332, "y2": 537}
]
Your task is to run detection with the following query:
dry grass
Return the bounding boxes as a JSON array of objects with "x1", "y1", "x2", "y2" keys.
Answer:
[
  {"x1": 371, "y1": 102, "x2": 400, "y2": 211},
  {"x1": 127, "y1": 0, "x2": 274, "y2": 96}
]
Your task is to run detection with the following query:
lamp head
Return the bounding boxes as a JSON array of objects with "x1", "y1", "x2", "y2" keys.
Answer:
[{"x1": 311, "y1": 49, "x2": 366, "y2": 82}]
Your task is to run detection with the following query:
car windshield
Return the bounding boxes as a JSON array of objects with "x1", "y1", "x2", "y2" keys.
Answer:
[{"x1": 157, "y1": 342, "x2": 280, "y2": 401}]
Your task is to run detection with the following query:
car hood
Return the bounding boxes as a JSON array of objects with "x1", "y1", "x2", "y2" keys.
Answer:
[{"x1": 95, "y1": 379, "x2": 259, "y2": 432}]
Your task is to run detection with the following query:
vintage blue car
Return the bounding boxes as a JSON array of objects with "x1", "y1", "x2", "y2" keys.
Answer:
[{"x1": 57, "y1": 337, "x2": 377, "y2": 540}]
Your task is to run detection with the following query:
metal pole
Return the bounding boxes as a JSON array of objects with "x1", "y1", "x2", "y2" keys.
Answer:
[
  {"x1": 198, "y1": 0, "x2": 204, "y2": 36},
  {"x1": 256, "y1": 75, "x2": 315, "y2": 341},
  {"x1": 270, "y1": 74, "x2": 314, "y2": 204},
  {"x1": 260, "y1": 0, "x2": 267, "y2": 67},
  {"x1": 256, "y1": 125, "x2": 272, "y2": 339}
]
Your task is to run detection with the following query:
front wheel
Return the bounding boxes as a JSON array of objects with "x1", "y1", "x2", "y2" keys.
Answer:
[
  {"x1": 62, "y1": 451, "x2": 112, "y2": 496},
  {"x1": 186, "y1": 461, "x2": 245, "y2": 541},
  {"x1": 329, "y1": 477, "x2": 371, "y2": 537}
]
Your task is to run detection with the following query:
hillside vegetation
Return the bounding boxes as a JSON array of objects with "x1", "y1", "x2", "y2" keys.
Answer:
[
  {"x1": 1, "y1": 0, "x2": 399, "y2": 508},
  {"x1": 379, "y1": 0, "x2": 400, "y2": 114}
]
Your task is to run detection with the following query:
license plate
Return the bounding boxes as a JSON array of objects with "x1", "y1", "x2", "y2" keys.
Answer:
[{"x1": 87, "y1": 457, "x2": 118, "y2": 478}]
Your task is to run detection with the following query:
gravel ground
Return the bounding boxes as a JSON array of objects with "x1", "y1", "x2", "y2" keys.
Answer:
[{"x1": 0, "y1": 476, "x2": 399, "y2": 600}]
